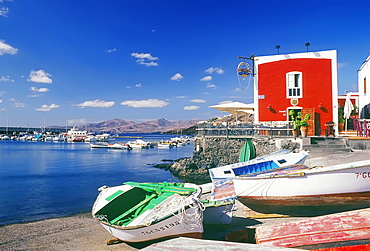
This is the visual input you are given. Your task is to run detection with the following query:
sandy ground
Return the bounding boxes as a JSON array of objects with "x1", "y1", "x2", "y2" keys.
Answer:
[{"x1": 1, "y1": 150, "x2": 369, "y2": 251}]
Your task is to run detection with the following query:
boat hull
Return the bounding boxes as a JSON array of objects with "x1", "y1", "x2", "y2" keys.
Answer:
[
  {"x1": 255, "y1": 208, "x2": 370, "y2": 250},
  {"x1": 209, "y1": 150, "x2": 308, "y2": 180},
  {"x1": 99, "y1": 207, "x2": 203, "y2": 243},
  {"x1": 234, "y1": 161, "x2": 370, "y2": 215}
]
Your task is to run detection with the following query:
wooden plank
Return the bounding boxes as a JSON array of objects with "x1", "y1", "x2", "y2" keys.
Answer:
[{"x1": 256, "y1": 208, "x2": 370, "y2": 248}]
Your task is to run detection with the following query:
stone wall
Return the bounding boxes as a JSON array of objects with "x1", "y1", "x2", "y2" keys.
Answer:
[{"x1": 168, "y1": 137, "x2": 300, "y2": 184}]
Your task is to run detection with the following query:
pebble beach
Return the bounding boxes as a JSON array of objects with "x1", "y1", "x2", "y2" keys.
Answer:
[{"x1": 1, "y1": 150, "x2": 369, "y2": 250}]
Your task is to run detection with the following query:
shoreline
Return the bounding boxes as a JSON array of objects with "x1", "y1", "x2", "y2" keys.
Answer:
[
  {"x1": 0, "y1": 212, "x2": 138, "y2": 251},
  {"x1": 2, "y1": 150, "x2": 370, "y2": 250}
]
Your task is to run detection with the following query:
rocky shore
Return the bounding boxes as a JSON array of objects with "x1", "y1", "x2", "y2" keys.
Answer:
[{"x1": 154, "y1": 137, "x2": 301, "y2": 184}]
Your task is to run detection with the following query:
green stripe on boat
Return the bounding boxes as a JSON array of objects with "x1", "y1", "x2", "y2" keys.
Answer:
[
  {"x1": 124, "y1": 182, "x2": 197, "y2": 195},
  {"x1": 105, "y1": 190, "x2": 125, "y2": 201}
]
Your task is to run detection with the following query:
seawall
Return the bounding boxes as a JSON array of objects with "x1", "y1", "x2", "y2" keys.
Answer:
[{"x1": 166, "y1": 137, "x2": 301, "y2": 184}]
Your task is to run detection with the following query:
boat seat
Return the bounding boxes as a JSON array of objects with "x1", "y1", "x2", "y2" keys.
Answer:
[{"x1": 110, "y1": 193, "x2": 157, "y2": 225}]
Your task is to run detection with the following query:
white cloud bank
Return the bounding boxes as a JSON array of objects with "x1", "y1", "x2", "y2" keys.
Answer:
[
  {"x1": 75, "y1": 99, "x2": 115, "y2": 108},
  {"x1": 36, "y1": 104, "x2": 60, "y2": 112},
  {"x1": 121, "y1": 99, "x2": 169, "y2": 108},
  {"x1": 205, "y1": 67, "x2": 224, "y2": 74},
  {"x1": 190, "y1": 99, "x2": 206, "y2": 103},
  {"x1": 28, "y1": 70, "x2": 53, "y2": 84},
  {"x1": 30, "y1": 87, "x2": 49, "y2": 93},
  {"x1": 0, "y1": 7, "x2": 9, "y2": 17},
  {"x1": 170, "y1": 73, "x2": 183, "y2": 81},
  {"x1": 184, "y1": 106, "x2": 199, "y2": 111},
  {"x1": 200, "y1": 76, "x2": 212, "y2": 82},
  {"x1": 131, "y1": 52, "x2": 158, "y2": 66},
  {"x1": 0, "y1": 40, "x2": 18, "y2": 55},
  {"x1": 0, "y1": 75, "x2": 14, "y2": 82}
]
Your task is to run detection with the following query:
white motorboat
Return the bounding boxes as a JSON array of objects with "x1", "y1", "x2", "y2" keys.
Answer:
[
  {"x1": 233, "y1": 159, "x2": 370, "y2": 215},
  {"x1": 208, "y1": 150, "x2": 309, "y2": 181}
]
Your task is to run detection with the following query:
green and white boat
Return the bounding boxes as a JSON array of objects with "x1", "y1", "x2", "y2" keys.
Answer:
[{"x1": 92, "y1": 182, "x2": 205, "y2": 242}]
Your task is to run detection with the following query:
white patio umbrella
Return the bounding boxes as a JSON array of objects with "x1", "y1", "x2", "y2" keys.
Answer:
[
  {"x1": 209, "y1": 102, "x2": 254, "y2": 122},
  {"x1": 343, "y1": 93, "x2": 354, "y2": 132}
]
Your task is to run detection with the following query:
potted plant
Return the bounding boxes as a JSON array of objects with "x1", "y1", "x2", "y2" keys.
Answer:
[
  {"x1": 289, "y1": 111, "x2": 311, "y2": 137},
  {"x1": 288, "y1": 110, "x2": 300, "y2": 137},
  {"x1": 297, "y1": 113, "x2": 311, "y2": 137},
  {"x1": 338, "y1": 107, "x2": 345, "y2": 132}
]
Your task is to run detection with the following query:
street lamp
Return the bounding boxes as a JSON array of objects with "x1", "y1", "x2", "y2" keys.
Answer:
[
  {"x1": 305, "y1": 42, "x2": 310, "y2": 52},
  {"x1": 275, "y1": 45, "x2": 281, "y2": 55}
]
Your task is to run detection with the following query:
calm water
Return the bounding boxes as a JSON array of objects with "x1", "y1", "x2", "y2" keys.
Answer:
[{"x1": 0, "y1": 134, "x2": 194, "y2": 226}]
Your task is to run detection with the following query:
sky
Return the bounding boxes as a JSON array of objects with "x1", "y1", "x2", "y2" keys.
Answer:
[{"x1": 1, "y1": 0, "x2": 370, "y2": 127}]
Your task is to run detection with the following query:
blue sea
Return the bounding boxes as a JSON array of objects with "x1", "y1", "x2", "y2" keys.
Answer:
[{"x1": 0, "y1": 134, "x2": 194, "y2": 226}]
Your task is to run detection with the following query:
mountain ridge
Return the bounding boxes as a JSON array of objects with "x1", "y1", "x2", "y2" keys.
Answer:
[{"x1": 70, "y1": 118, "x2": 200, "y2": 134}]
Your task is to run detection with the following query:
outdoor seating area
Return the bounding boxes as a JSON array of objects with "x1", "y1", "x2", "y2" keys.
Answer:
[{"x1": 354, "y1": 119, "x2": 370, "y2": 137}]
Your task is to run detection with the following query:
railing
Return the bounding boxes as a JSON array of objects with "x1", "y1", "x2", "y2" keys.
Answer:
[{"x1": 196, "y1": 122, "x2": 294, "y2": 138}]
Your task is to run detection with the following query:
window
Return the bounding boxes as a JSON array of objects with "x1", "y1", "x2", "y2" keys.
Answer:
[{"x1": 286, "y1": 72, "x2": 302, "y2": 98}]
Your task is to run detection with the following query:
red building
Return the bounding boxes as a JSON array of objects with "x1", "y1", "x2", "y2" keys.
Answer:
[{"x1": 253, "y1": 50, "x2": 338, "y2": 136}]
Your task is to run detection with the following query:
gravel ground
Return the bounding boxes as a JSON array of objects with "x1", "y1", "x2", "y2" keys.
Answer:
[{"x1": 1, "y1": 150, "x2": 369, "y2": 251}]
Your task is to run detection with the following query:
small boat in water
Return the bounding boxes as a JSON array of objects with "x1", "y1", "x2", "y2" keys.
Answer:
[
  {"x1": 90, "y1": 142, "x2": 131, "y2": 150},
  {"x1": 126, "y1": 139, "x2": 152, "y2": 149},
  {"x1": 92, "y1": 182, "x2": 205, "y2": 242},
  {"x1": 233, "y1": 159, "x2": 370, "y2": 215},
  {"x1": 208, "y1": 150, "x2": 309, "y2": 181}
]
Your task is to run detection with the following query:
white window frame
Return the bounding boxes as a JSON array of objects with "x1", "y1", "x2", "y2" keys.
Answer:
[{"x1": 286, "y1": 72, "x2": 302, "y2": 98}]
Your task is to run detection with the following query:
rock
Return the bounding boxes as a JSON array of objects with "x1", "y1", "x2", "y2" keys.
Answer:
[{"x1": 153, "y1": 137, "x2": 300, "y2": 184}]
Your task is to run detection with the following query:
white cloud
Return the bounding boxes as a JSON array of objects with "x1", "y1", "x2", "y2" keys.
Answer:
[
  {"x1": 0, "y1": 7, "x2": 9, "y2": 17},
  {"x1": 67, "y1": 118, "x2": 86, "y2": 125},
  {"x1": 75, "y1": 99, "x2": 115, "y2": 108},
  {"x1": 135, "y1": 83, "x2": 142, "y2": 87},
  {"x1": 27, "y1": 70, "x2": 52, "y2": 84},
  {"x1": 205, "y1": 67, "x2": 224, "y2": 74},
  {"x1": 121, "y1": 99, "x2": 169, "y2": 108},
  {"x1": 0, "y1": 40, "x2": 18, "y2": 55},
  {"x1": 0, "y1": 99, "x2": 2, "y2": 103},
  {"x1": 14, "y1": 102, "x2": 26, "y2": 108},
  {"x1": 200, "y1": 76, "x2": 212, "y2": 82},
  {"x1": 35, "y1": 103, "x2": 60, "y2": 112},
  {"x1": 190, "y1": 99, "x2": 206, "y2": 103},
  {"x1": 176, "y1": 95, "x2": 187, "y2": 99},
  {"x1": 105, "y1": 48, "x2": 117, "y2": 53},
  {"x1": 184, "y1": 106, "x2": 199, "y2": 111},
  {"x1": 30, "y1": 86, "x2": 49, "y2": 93},
  {"x1": 170, "y1": 73, "x2": 183, "y2": 81},
  {"x1": 0, "y1": 75, "x2": 14, "y2": 82},
  {"x1": 206, "y1": 83, "x2": 216, "y2": 88},
  {"x1": 338, "y1": 62, "x2": 347, "y2": 69},
  {"x1": 131, "y1": 52, "x2": 159, "y2": 66}
]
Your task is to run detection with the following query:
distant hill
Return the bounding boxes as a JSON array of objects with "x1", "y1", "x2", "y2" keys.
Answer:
[{"x1": 73, "y1": 118, "x2": 200, "y2": 134}]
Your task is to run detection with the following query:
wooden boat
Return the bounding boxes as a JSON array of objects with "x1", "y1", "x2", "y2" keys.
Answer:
[
  {"x1": 92, "y1": 182, "x2": 205, "y2": 243},
  {"x1": 157, "y1": 142, "x2": 174, "y2": 148},
  {"x1": 126, "y1": 139, "x2": 152, "y2": 149},
  {"x1": 208, "y1": 150, "x2": 309, "y2": 181},
  {"x1": 255, "y1": 208, "x2": 370, "y2": 250},
  {"x1": 107, "y1": 143, "x2": 131, "y2": 150},
  {"x1": 90, "y1": 142, "x2": 110, "y2": 148},
  {"x1": 233, "y1": 159, "x2": 370, "y2": 215}
]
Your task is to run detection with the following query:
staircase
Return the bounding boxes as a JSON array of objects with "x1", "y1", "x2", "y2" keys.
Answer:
[{"x1": 302, "y1": 137, "x2": 352, "y2": 153}]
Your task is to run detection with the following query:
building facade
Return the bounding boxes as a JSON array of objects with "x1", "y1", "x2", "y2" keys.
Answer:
[
  {"x1": 253, "y1": 50, "x2": 338, "y2": 136},
  {"x1": 358, "y1": 56, "x2": 370, "y2": 119}
]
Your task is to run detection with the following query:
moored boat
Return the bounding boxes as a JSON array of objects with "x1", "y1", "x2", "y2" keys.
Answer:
[
  {"x1": 92, "y1": 182, "x2": 205, "y2": 242},
  {"x1": 233, "y1": 159, "x2": 370, "y2": 215},
  {"x1": 208, "y1": 150, "x2": 309, "y2": 181},
  {"x1": 126, "y1": 139, "x2": 152, "y2": 149}
]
